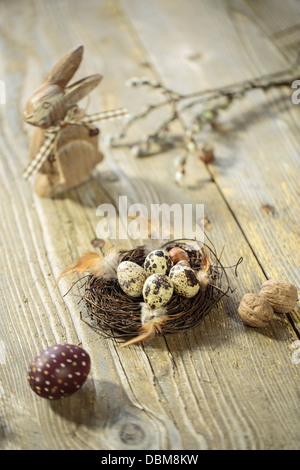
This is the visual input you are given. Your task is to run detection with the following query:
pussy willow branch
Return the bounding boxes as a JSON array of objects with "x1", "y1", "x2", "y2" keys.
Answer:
[{"x1": 110, "y1": 65, "x2": 300, "y2": 184}]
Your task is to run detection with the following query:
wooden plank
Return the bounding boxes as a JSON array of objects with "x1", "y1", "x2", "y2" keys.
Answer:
[
  {"x1": 244, "y1": 0, "x2": 300, "y2": 64},
  {"x1": 119, "y1": 0, "x2": 300, "y2": 326},
  {"x1": 118, "y1": 0, "x2": 300, "y2": 449},
  {"x1": 0, "y1": 0, "x2": 299, "y2": 450}
]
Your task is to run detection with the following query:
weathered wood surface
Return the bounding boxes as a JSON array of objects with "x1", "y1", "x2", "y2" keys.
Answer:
[{"x1": 0, "y1": 0, "x2": 299, "y2": 450}]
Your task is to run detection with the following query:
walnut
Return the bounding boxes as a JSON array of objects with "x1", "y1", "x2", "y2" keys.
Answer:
[
  {"x1": 238, "y1": 293, "x2": 274, "y2": 327},
  {"x1": 259, "y1": 279, "x2": 298, "y2": 314}
]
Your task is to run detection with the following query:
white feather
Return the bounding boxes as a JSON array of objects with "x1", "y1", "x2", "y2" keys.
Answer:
[
  {"x1": 140, "y1": 302, "x2": 169, "y2": 324},
  {"x1": 196, "y1": 270, "x2": 210, "y2": 290},
  {"x1": 98, "y1": 250, "x2": 121, "y2": 280}
]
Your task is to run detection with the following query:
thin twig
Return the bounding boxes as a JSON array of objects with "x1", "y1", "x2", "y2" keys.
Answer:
[{"x1": 110, "y1": 64, "x2": 300, "y2": 182}]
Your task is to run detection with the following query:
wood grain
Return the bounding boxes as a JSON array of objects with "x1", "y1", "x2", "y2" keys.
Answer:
[
  {"x1": 120, "y1": 0, "x2": 300, "y2": 326},
  {"x1": 0, "y1": 0, "x2": 299, "y2": 450}
]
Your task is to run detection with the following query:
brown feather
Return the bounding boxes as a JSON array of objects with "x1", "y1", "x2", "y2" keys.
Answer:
[
  {"x1": 119, "y1": 323, "x2": 156, "y2": 348},
  {"x1": 119, "y1": 308, "x2": 169, "y2": 348},
  {"x1": 201, "y1": 246, "x2": 211, "y2": 273},
  {"x1": 55, "y1": 251, "x2": 102, "y2": 287}
]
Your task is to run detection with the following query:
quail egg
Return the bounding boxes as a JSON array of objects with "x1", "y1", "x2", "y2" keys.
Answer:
[
  {"x1": 143, "y1": 273, "x2": 174, "y2": 309},
  {"x1": 117, "y1": 261, "x2": 147, "y2": 298},
  {"x1": 169, "y1": 263, "x2": 200, "y2": 298},
  {"x1": 144, "y1": 249, "x2": 173, "y2": 275}
]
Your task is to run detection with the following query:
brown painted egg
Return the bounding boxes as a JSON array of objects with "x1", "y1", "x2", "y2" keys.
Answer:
[
  {"x1": 27, "y1": 344, "x2": 91, "y2": 400},
  {"x1": 144, "y1": 250, "x2": 173, "y2": 275},
  {"x1": 169, "y1": 263, "x2": 200, "y2": 298},
  {"x1": 176, "y1": 260, "x2": 191, "y2": 267},
  {"x1": 168, "y1": 247, "x2": 189, "y2": 264}
]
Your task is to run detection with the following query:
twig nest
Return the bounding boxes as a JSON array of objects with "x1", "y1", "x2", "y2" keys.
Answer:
[
  {"x1": 238, "y1": 293, "x2": 274, "y2": 327},
  {"x1": 143, "y1": 273, "x2": 174, "y2": 309},
  {"x1": 169, "y1": 263, "x2": 200, "y2": 298},
  {"x1": 259, "y1": 279, "x2": 298, "y2": 314},
  {"x1": 27, "y1": 344, "x2": 91, "y2": 399},
  {"x1": 168, "y1": 247, "x2": 189, "y2": 264},
  {"x1": 144, "y1": 249, "x2": 173, "y2": 275},
  {"x1": 78, "y1": 244, "x2": 237, "y2": 346},
  {"x1": 117, "y1": 261, "x2": 147, "y2": 297}
]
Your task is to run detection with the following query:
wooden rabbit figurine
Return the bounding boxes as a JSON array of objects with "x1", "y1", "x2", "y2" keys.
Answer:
[{"x1": 23, "y1": 45, "x2": 116, "y2": 197}]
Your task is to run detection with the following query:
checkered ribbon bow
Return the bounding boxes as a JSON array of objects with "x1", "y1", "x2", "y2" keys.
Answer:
[{"x1": 23, "y1": 106, "x2": 128, "y2": 181}]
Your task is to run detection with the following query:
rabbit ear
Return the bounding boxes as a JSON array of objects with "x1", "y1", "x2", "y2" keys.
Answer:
[
  {"x1": 64, "y1": 74, "x2": 102, "y2": 105},
  {"x1": 43, "y1": 45, "x2": 84, "y2": 87}
]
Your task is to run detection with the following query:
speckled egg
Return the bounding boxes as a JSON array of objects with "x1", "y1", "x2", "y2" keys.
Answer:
[
  {"x1": 27, "y1": 344, "x2": 91, "y2": 400},
  {"x1": 143, "y1": 273, "x2": 174, "y2": 309},
  {"x1": 117, "y1": 260, "x2": 148, "y2": 297},
  {"x1": 144, "y1": 250, "x2": 173, "y2": 275},
  {"x1": 169, "y1": 263, "x2": 200, "y2": 298}
]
